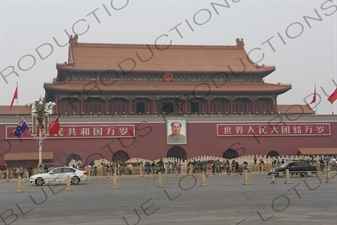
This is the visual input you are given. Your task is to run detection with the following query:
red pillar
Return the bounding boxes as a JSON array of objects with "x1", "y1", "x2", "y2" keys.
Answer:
[
  {"x1": 185, "y1": 98, "x2": 188, "y2": 113},
  {"x1": 252, "y1": 98, "x2": 255, "y2": 114},
  {"x1": 230, "y1": 98, "x2": 233, "y2": 113},
  {"x1": 105, "y1": 97, "x2": 108, "y2": 114},
  {"x1": 129, "y1": 98, "x2": 132, "y2": 113},
  {"x1": 274, "y1": 97, "x2": 277, "y2": 113},
  {"x1": 80, "y1": 98, "x2": 84, "y2": 114},
  {"x1": 152, "y1": 99, "x2": 156, "y2": 113},
  {"x1": 207, "y1": 98, "x2": 211, "y2": 113}
]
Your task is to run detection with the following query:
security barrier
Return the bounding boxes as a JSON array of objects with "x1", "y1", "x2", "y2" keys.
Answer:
[
  {"x1": 156, "y1": 172, "x2": 164, "y2": 188},
  {"x1": 243, "y1": 170, "x2": 250, "y2": 185},
  {"x1": 284, "y1": 169, "x2": 292, "y2": 184},
  {"x1": 6, "y1": 169, "x2": 9, "y2": 182},
  {"x1": 326, "y1": 169, "x2": 333, "y2": 183},
  {"x1": 65, "y1": 175, "x2": 72, "y2": 191},
  {"x1": 16, "y1": 177, "x2": 23, "y2": 193},
  {"x1": 1, "y1": 168, "x2": 335, "y2": 193},
  {"x1": 200, "y1": 171, "x2": 207, "y2": 186},
  {"x1": 88, "y1": 168, "x2": 91, "y2": 180},
  {"x1": 112, "y1": 173, "x2": 118, "y2": 189}
]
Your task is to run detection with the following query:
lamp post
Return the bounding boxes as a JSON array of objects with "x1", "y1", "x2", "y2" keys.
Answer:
[{"x1": 26, "y1": 96, "x2": 56, "y2": 166}]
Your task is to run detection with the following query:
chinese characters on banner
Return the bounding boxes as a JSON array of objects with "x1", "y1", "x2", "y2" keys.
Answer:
[
  {"x1": 6, "y1": 125, "x2": 135, "y2": 139},
  {"x1": 217, "y1": 123, "x2": 331, "y2": 136}
]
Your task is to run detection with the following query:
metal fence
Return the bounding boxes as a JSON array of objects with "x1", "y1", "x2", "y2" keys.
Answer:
[{"x1": 1, "y1": 168, "x2": 336, "y2": 192}]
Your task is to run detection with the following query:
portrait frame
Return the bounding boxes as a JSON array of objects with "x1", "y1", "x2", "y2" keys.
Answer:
[{"x1": 166, "y1": 119, "x2": 187, "y2": 145}]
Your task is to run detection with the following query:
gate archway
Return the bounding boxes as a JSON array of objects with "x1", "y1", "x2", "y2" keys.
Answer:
[
  {"x1": 166, "y1": 146, "x2": 187, "y2": 160},
  {"x1": 267, "y1": 150, "x2": 280, "y2": 158},
  {"x1": 66, "y1": 154, "x2": 82, "y2": 166},
  {"x1": 222, "y1": 149, "x2": 239, "y2": 159},
  {"x1": 112, "y1": 150, "x2": 130, "y2": 162}
]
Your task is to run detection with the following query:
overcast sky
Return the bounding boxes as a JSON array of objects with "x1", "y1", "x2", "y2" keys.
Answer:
[{"x1": 0, "y1": 0, "x2": 336, "y2": 115}]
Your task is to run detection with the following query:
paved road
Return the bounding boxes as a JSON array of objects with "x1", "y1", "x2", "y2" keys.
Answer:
[{"x1": 0, "y1": 173, "x2": 336, "y2": 225}]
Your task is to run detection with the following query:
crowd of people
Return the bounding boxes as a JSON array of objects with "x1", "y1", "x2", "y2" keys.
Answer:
[
  {"x1": 1, "y1": 155, "x2": 336, "y2": 179},
  {"x1": 0, "y1": 165, "x2": 34, "y2": 179},
  {"x1": 319, "y1": 155, "x2": 336, "y2": 171}
]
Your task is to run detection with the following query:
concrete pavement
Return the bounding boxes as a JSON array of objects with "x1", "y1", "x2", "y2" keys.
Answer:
[{"x1": 0, "y1": 173, "x2": 336, "y2": 225}]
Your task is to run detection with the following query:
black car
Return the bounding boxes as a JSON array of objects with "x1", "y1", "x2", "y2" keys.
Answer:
[{"x1": 268, "y1": 161, "x2": 317, "y2": 177}]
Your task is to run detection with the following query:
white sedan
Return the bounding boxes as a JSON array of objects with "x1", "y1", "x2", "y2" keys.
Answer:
[{"x1": 30, "y1": 167, "x2": 88, "y2": 186}]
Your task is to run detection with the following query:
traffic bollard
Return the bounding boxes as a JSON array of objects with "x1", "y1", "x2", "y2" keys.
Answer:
[
  {"x1": 243, "y1": 170, "x2": 250, "y2": 185},
  {"x1": 65, "y1": 175, "x2": 72, "y2": 191},
  {"x1": 189, "y1": 164, "x2": 193, "y2": 176},
  {"x1": 6, "y1": 169, "x2": 9, "y2": 182},
  {"x1": 325, "y1": 169, "x2": 333, "y2": 183},
  {"x1": 112, "y1": 166, "x2": 118, "y2": 189},
  {"x1": 284, "y1": 169, "x2": 292, "y2": 184},
  {"x1": 157, "y1": 172, "x2": 164, "y2": 188},
  {"x1": 112, "y1": 173, "x2": 118, "y2": 189},
  {"x1": 200, "y1": 171, "x2": 207, "y2": 186},
  {"x1": 16, "y1": 177, "x2": 23, "y2": 193}
]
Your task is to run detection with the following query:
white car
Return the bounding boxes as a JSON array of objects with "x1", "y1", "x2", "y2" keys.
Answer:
[{"x1": 30, "y1": 167, "x2": 88, "y2": 186}]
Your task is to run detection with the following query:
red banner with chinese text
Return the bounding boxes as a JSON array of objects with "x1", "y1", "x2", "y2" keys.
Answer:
[
  {"x1": 217, "y1": 123, "x2": 330, "y2": 136},
  {"x1": 6, "y1": 125, "x2": 135, "y2": 139}
]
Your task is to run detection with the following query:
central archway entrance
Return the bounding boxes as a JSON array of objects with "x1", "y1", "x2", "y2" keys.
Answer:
[
  {"x1": 66, "y1": 154, "x2": 82, "y2": 166},
  {"x1": 267, "y1": 150, "x2": 280, "y2": 158},
  {"x1": 112, "y1": 150, "x2": 130, "y2": 162},
  {"x1": 222, "y1": 149, "x2": 239, "y2": 159},
  {"x1": 166, "y1": 146, "x2": 187, "y2": 160}
]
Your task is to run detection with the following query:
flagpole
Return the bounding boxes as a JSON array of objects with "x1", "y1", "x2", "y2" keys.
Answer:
[
  {"x1": 16, "y1": 82, "x2": 18, "y2": 118},
  {"x1": 314, "y1": 84, "x2": 317, "y2": 115}
]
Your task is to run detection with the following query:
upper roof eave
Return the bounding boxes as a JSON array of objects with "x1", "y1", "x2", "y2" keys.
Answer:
[
  {"x1": 55, "y1": 65, "x2": 276, "y2": 74},
  {"x1": 55, "y1": 35, "x2": 276, "y2": 74},
  {"x1": 44, "y1": 81, "x2": 291, "y2": 93}
]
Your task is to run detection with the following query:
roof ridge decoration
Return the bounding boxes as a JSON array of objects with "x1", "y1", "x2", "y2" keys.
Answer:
[
  {"x1": 67, "y1": 35, "x2": 78, "y2": 65},
  {"x1": 68, "y1": 34, "x2": 245, "y2": 50},
  {"x1": 235, "y1": 38, "x2": 244, "y2": 49},
  {"x1": 69, "y1": 34, "x2": 79, "y2": 45}
]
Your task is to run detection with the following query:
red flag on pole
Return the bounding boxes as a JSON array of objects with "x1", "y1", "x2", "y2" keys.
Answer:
[
  {"x1": 309, "y1": 86, "x2": 316, "y2": 104},
  {"x1": 10, "y1": 87, "x2": 18, "y2": 110},
  {"x1": 327, "y1": 88, "x2": 337, "y2": 104},
  {"x1": 48, "y1": 117, "x2": 60, "y2": 135}
]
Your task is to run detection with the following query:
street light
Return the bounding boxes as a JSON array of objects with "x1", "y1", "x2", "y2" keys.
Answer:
[{"x1": 26, "y1": 96, "x2": 56, "y2": 166}]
